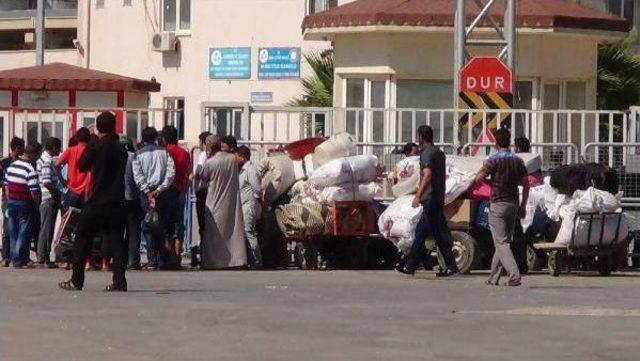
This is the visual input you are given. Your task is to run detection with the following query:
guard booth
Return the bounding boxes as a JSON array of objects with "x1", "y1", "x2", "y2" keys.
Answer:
[{"x1": 0, "y1": 62, "x2": 161, "y2": 154}]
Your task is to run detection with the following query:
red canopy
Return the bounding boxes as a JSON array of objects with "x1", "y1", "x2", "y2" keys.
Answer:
[
  {"x1": 303, "y1": 0, "x2": 630, "y2": 33},
  {"x1": 0, "y1": 63, "x2": 160, "y2": 92}
]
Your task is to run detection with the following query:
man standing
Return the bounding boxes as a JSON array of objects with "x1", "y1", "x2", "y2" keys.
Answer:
[
  {"x1": 476, "y1": 128, "x2": 529, "y2": 287},
  {"x1": 0, "y1": 137, "x2": 25, "y2": 267},
  {"x1": 57, "y1": 127, "x2": 91, "y2": 212},
  {"x1": 121, "y1": 136, "x2": 142, "y2": 270},
  {"x1": 191, "y1": 131, "x2": 211, "y2": 268},
  {"x1": 199, "y1": 135, "x2": 246, "y2": 269},
  {"x1": 5, "y1": 145, "x2": 41, "y2": 268},
  {"x1": 220, "y1": 135, "x2": 237, "y2": 154},
  {"x1": 132, "y1": 127, "x2": 176, "y2": 270},
  {"x1": 236, "y1": 145, "x2": 262, "y2": 268},
  {"x1": 36, "y1": 137, "x2": 62, "y2": 268},
  {"x1": 162, "y1": 125, "x2": 190, "y2": 261},
  {"x1": 59, "y1": 112, "x2": 129, "y2": 291},
  {"x1": 399, "y1": 125, "x2": 459, "y2": 277}
]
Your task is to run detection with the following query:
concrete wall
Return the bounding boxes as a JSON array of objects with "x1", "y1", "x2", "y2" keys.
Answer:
[{"x1": 0, "y1": 49, "x2": 79, "y2": 70}]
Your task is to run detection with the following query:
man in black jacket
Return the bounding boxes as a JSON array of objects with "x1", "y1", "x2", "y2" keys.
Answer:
[{"x1": 59, "y1": 112, "x2": 129, "y2": 292}]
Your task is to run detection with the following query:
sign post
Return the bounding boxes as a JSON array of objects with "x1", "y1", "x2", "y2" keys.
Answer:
[{"x1": 458, "y1": 57, "x2": 514, "y2": 148}]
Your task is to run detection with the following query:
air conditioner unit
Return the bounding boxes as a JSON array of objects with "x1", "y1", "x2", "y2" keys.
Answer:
[{"x1": 152, "y1": 32, "x2": 177, "y2": 52}]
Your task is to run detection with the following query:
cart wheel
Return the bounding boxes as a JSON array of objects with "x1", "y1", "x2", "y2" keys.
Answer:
[
  {"x1": 437, "y1": 231, "x2": 479, "y2": 274},
  {"x1": 527, "y1": 244, "x2": 546, "y2": 272},
  {"x1": 548, "y1": 251, "x2": 562, "y2": 277},
  {"x1": 597, "y1": 255, "x2": 613, "y2": 277}
]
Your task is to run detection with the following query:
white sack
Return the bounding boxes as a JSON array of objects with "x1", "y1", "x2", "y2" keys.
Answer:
[
  {"x1": 378, "y1": 195, "x2": 423, "y2": 252},
  {"x1": 316, "y1": 182, "x2": 380, "y2": 203},
  {"x1": 521, "y1": 185, "x2": 546, "y2": 233},
  {"x1": 517, "y1": 153, "x2": 543, "y2": 174},
  {"x1": 446, "y1": 155, "x2": 487, "y2": 174},
  {"x1": 293, "y1": 160, "x2": 306, "y2": 181},
  {"x1": 259, "y1": 155, "x2": 296, "y2": 205},
  {"x1": 556, "y1": 212, "x2": 628, "y2": 247},
  {"x1": 444, "y1": 166, "x2": 475, "y2": 205},
  {"x1": 555, "y1": 187, "x2": 626, "y2": 246},
  {"x1": 573, "y1": 187, "x2": 622, "y2": 213},
  {"x1": 308, "y1": 155, "x2": 378, "y2": 188},
  {"x1": 313, "y1": 132, "x2": 356, "y2": 167},
  {"x1": 303, "y1": 153, "x2": 315, "y2": 175},
  {"x1": 392, "y1": 156, "x2": 420, "y2": 197}
]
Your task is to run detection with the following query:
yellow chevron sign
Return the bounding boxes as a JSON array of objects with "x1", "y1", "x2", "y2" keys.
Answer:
[{"x1": 458, "y1": 91, "x2": 513, "y2": 129}]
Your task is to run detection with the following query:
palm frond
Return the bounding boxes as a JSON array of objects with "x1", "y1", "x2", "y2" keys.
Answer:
[
  {"x1": 289, "y1": 51, "x2": 334, "y2": 107},
  {"x1": 598, "y1": 30, "x2": 640, "y2": 110}
]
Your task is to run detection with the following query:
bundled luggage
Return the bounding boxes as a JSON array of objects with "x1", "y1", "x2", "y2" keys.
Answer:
[{"x1": 549, "y1": 163, "x2": 618, "y2": 196}]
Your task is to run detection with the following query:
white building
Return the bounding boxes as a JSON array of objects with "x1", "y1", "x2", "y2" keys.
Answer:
[{"x1": 0, "y1": 0, "x2": 633, "y2": 146}]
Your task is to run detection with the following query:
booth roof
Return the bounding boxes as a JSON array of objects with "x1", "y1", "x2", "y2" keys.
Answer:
[
  {"x1": 0, "y1": 62, "x2": 161, "y2": 92},
  {"x1": 303, "y1": 0, "x2": 631, "y2": 33}
]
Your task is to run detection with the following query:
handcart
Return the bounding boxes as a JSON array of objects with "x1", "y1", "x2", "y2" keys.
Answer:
[
  {"x1": 533, "y1": 212, "x2": 627, "y2": 277},
  {"x1": 283, "y1": 200, "x2": 394, "y2": 270}
]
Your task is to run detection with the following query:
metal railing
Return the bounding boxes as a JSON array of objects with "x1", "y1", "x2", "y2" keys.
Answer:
[{"x1": 0, "y1": 106, "x2": 183, "y2": 154}]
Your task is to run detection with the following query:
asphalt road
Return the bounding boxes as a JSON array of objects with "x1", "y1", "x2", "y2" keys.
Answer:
[{"x1": 1, "y1": 269, "x2": 639, "y2": 361}]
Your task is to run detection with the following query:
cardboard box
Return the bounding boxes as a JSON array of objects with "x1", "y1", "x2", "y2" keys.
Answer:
[{"x1": 444, "y1": 199, "x2": 474, "y2": 226}]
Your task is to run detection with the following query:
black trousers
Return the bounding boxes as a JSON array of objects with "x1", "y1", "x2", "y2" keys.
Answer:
[
  {"x1": 195, "y1": 188, "x2": 208, "y2": 242},
  {"x1": 72, "y1": 203, "x2": 126, "y2": 289}
]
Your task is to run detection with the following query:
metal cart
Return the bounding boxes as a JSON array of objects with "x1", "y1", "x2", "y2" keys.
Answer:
[{"x1": 532, "y1": 212, "x2": 627, "y2": 277}]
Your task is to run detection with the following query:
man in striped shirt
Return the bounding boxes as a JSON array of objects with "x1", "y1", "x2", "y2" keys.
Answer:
[
  {"x1": 36, "y1": 137, "x2": 62, "y2": 268},
  {"x1": 1, "y1": 137, "x2": 25, "y2": 267},
  {"x1": 5, "y1": 145, "x2": 41, "y2": 268}
]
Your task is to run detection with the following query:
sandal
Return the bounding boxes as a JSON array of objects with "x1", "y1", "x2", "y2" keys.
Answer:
[
  {"x1": 58, "y1": 280, "x2": 81, "y2": 291},
  {"x1": 104, "y1": 283, "x2": 127, "y2": 292}
]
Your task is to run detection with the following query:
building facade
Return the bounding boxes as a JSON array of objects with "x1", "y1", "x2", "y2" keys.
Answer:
[{"x1": 0, "y1": 0, "x2": 634, "y2": 145}]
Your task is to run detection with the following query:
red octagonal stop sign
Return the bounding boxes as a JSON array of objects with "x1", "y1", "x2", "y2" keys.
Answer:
[{"x1": 460, "y1": 57, "x2": 512, "y2": 93}]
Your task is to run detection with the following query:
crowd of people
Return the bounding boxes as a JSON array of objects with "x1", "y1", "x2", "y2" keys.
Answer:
[
  {"x1": 0, "y1": 110, "x2": 535, "y2": 289},
  {"x1": 0, "y1": 112, "x2": 264, "y2": 291}
]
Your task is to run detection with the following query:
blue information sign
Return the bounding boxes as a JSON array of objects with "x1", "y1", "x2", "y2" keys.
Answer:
[
  {"x1": 258, "y1": 47, "x2": 301, "y2": 79},
  {"x1": 209, "y1": 47, "x2": 251, "y2": 79}
]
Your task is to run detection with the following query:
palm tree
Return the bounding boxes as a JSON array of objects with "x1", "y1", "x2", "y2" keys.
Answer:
[
  {"x1": 597, "y1": 31, "x2": 640, "y2": 111},
  {"x1": 289, "y1": 50, "x2": 334, "y2": 107},
  {"x1": 596, "y1": 31, "x2": 640, "y2": 147}
]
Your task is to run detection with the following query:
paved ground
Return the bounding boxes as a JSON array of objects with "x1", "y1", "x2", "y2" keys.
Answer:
[{"x1": 1, "y1": 268, "x2": 639, "y2": 361}]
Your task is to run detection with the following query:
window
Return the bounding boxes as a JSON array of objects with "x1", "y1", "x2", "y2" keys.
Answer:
[
  {"x1": 124, "y1": 0, "x2": 132, "y2": 6},
  {"x1": 605, "y1": 0, "x2": 634, "y2": 20},
  {"x1": 344, "y1": 77, "x2": 390, "y2": 158},
  {"x1": 163, "y1": 97, "x2": 185, "y2": 140},
  {"x1": 163, "y1": 0, "x2": 191, "y2": 32},
  {"x1": 307, "y1": 0, "x2": 338, "y2": 15},
  {"x1": 396, "y1": 80, "x2": 453, "y2": 143},
  {"x1": 96, "y1": 0, "x2": 104, "y2": 9}
]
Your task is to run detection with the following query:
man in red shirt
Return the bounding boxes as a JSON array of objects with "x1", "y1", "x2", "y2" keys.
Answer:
[
  {"x1": 162, "y1": 126, "x2": 191, "y2": 261},
  {"x1": 57, "y1": 127, "x2": 91, "y2": 211}
]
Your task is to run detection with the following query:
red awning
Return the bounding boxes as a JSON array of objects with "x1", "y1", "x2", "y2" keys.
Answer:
[
  {"x1": 303, "y1": 0, "x2": 631, "y2": 33},
  {"x1": 0, "y1": 63, "x2": 161, "y2": 92}
]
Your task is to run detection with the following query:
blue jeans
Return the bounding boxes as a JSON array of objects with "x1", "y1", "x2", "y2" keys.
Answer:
[
  {"x1": 6, "y1": 199, "x2": 37, "y2": 267},
  {"x1": 1, "y1": 201, "x2": 9, "y2": 262},
  {"x1": 406, "y1": 199, "x2": 458, "y2": 273}
]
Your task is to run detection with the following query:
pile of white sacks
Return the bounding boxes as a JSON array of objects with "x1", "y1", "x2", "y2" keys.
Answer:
[
  {"x1": 258, "y1": 132, "x2": 381, "y2": 207},
  {"x1": 378, "y1": 155, "x2": 483, "y2": 253},
  {"x1": 536, "y1": 179, "x2": 628, "y2": 247},
  {"x1": 378, "y1": 153, "x2": 544, "y2": 253}
]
